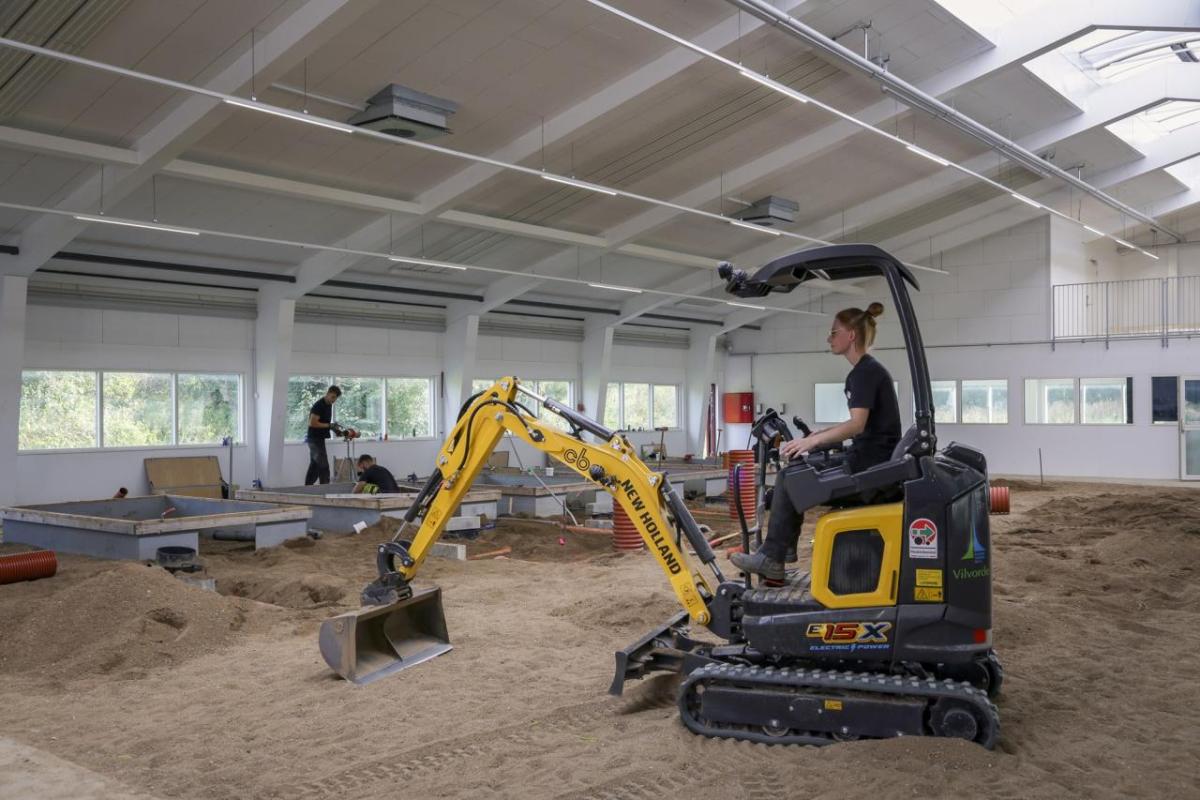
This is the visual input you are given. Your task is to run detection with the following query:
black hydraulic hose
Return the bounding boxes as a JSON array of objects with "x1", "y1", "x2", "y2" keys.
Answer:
[
  {"x1": 733, "y1": 463, "x2": 752, "y2": 589},
  {"x1": 402, "y1": 468, "x2": 443, "y2": 524},
  {"x1": 662, "y1": 480, "x2": 724, "y2": 583}
]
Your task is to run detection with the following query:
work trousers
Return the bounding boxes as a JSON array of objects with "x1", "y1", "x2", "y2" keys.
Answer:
[{"x1": 305, "y1": 439, "x2": 330, "y2": 485}]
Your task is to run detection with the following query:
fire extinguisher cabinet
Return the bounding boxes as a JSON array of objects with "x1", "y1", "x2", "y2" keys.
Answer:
[{"x1": 722, "y1": 392, "x2": 754, "y2": 423}]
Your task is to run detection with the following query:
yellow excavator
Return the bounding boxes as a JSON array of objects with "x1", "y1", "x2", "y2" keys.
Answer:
[{"x1": 320, "y1": 245, "x2": 1002, "y2": 747}]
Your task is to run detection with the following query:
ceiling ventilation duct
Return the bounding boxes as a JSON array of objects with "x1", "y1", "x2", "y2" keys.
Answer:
[
  {"x1": 347, "y1": 84, "x2": 458, "y2": 140},
  {"x1": 732, "y1": 195, "x2": 798, "y2": 228}
]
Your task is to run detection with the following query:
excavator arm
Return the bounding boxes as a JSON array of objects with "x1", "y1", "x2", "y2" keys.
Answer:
[{"x1": 320, "y1": 377, "x2": 726, "y2": 684}]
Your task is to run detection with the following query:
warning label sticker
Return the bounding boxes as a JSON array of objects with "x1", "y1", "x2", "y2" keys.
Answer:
[
  {"x1": 914, "y1": 586, "x2": 944, "y2": 602},
  {"x1": 915, "y1": 568, "x2": 943, "y2": 587},
  {"x1": 908, "y1": 518, "x2": 938, "y2": 560}
]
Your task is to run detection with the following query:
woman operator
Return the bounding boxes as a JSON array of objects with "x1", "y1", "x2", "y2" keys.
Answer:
[{"x1": 731, "y1": 302, "x2": 902, "y2": 581}]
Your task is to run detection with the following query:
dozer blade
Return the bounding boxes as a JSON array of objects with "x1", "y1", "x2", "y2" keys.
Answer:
[{"x1": 319, "y1": 586, "x2": 451, "y2": 685}]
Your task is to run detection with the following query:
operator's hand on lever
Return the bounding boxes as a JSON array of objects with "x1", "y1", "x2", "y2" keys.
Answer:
[{"x1": 780, "y1": 434, "x2": 821, "y2": 461}]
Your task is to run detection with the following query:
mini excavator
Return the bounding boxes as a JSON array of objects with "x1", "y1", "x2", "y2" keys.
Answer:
[{"x1": 319, "y1": 244, "x2": 1002, "y2": 748}]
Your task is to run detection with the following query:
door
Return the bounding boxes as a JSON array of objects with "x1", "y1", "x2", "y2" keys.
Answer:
[{"x1": 1182, "y1": 377, "x2": 1200, "y2": 480}]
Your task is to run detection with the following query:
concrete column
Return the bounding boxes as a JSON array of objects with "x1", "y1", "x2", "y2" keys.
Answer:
[
  {"x1": 254, "y1": 289, "x2": 296, "y2": 488},
  {"x1": 0, "y1": 275, "x2": 27, "y2": 506},
  {"x1": 685, "y1": 328, "x2": 719, "y2": 457},
  {"x1": 443, "y1": 302, "x2": 480, "y2": 433},
  {"x1": 580, "y1": 315, "x2": 614, "y2": 423}
]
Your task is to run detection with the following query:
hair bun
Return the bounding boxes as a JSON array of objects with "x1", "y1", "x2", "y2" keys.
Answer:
[{"x1": 866, "y1": 302, "x2": 884, "y2": 318}]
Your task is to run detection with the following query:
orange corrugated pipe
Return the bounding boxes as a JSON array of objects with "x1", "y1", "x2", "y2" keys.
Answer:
[
  {"x1": 0, "y1": 550, "x2": 58, "y2": 585},
  {"x1": 989, "y1": 486, "x2": 1010, "y2": 515}
]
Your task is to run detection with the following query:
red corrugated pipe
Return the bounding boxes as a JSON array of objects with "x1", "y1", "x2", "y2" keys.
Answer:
[
  {"x1": 0, "y1": 550, "x2": 58, "y2": 585},
  {"x1": 989, "y1": 486, "x2": 1010, "y2": 515}
]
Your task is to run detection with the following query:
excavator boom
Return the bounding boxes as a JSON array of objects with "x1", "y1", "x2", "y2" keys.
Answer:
[{"x1": 320, "y1": 377, "x2": 722, "y2": 684}]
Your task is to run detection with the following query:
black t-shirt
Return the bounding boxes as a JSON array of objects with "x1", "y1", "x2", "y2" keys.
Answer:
[
  {"x1": 306, "y1": 398, "x2": 333, "y2": 441},
  {"x1": 844, "y1": 354, "x2": 901, "y2": 472},
  {"x1": 359, "y1": 465, "x2": 399, "y2": 493}
]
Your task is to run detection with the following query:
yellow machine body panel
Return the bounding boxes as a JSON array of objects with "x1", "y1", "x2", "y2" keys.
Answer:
[{"x1": 809, "y1": 502, "x2": 904, "y2": 609}]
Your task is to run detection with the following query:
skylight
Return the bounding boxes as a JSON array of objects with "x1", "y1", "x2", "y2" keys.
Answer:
[
  {"x1": 1105, "y1": 100, "x2": 1200, "y2": 149},
  {"x1": 931, "y1": 0, "x2": 1054, "y2": 38},
  {"x1": 1078, "y1": 30, "x2": 1200, "y2": 80}
]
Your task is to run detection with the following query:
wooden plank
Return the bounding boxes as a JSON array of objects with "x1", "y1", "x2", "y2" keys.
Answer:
[{"x1": 145, "y1": 456, "x2": 224, "y2": 498}]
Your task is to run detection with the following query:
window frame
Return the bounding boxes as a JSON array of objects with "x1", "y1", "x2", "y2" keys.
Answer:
[
  {"x1": 1078, "y1": 376, "x2": 1133, "y2": 426},
  {"x1": 18, "y1": 368, "x2": 245, "y2": 454},
  {"x1": 604, "y1": 381, "x2": 682, "y2": 431},
  {"x1": 958, "y1": 379, "x2": 1009, "y2": 425},
  {"x1": 286, "y1": 373, "x2": 439, "y2": 444},
  {"x1": 1023, "y1": 377, "x2": 1079, "y2": 425}
]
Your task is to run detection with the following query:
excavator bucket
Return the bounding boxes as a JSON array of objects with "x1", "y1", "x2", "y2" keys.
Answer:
[{"x1": 319, "y1": 586, "x2": 451, "y2": 685}]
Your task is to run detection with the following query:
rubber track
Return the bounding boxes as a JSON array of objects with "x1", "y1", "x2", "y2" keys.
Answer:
[{"x1": 679, "y1": 662, "x2": 1000, "y2": 748}]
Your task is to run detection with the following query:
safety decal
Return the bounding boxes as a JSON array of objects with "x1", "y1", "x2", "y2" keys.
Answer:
[
  {"x1": 915, "y1": 568, "x2": 943, "y2": 588},
  {"x1": 914, "y1": 586, "x2": 943, "y2": 602},
  {"x1": 908, "y1": 518, "x2": 938, "y2": 559}
]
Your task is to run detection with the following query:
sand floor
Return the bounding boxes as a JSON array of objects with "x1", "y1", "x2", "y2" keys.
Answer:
[{"x1": 2, "y1": 480, "x2": 1200, "y2": 799}]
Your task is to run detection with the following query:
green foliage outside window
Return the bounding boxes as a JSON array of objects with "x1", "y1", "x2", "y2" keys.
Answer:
[
  {"x1": 103, "y1": 372, "x2": 172, "y2": 447},
  {"x1": 177, "y1": 374, "x2": 239, "y2": 444},
  {"x1": 19, "y1": 370, "x2": 96, "y2": 450},
  {"x1": 287, "y1": 376, "x2": 330, "y2": 441},
  {"x1": 387, "y1": 378, "x2": 432, "y2": 438}
]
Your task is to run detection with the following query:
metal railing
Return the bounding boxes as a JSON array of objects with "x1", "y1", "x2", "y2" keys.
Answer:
[{"x1": 1051, "y1": 275, "x2": 1200, "y2": 347}]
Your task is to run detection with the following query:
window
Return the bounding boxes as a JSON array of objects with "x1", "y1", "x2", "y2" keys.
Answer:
[
  {"x1": 931, "y1": 380, "x2": 958, "y2": 424},
  {"x1": 334, "y1": 376, "x2": 383, "y2": 436},
  {"x1": 603, "y1": 384, "x2": 621, "y2": 430},
  {"x1": 177, "y1": 373, "x2": 240, "y2": 444},
  {"x1": 1024, "y1": 379, "x2": 1076, "y2": 424},
  {"x1": 289, "y1": 374, "x2": 435, "y2": 441},
  {"x1": 604, "y1": 382, "x2": 681, "y2": 430},
  {"x1": 814, "y1": 383, "x2": 850, "y2": 425},
  {"x1": 652, "y1": 385, "x2": 678, "y2": 428},
  {"x1": 961, "y1": 380, "x2": 1008, "y2": 424},
  {"x1": 1152, "y1": 376, "x2": 1178, "y2": 423},
  {"x1": 103, "y1": 372, "x2": 173, "y2": 447},
  {"x1": 20, "y1": 370, "x2": 243, "y2": 451},
  {"x1": 1080, "y1": 377, "x2": 1132, "y2": 424},
  {"x1": 387, "y1": 378, "x2": 433, "y2": 438},
  {"x1": 471, "y1": 378, "x2": 496, "y2": 395},
  {"x1": 19, "y1": 370, "x2": 97, "y2": 450}
]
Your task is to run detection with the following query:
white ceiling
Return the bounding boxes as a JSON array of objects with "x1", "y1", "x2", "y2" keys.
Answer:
[{"x1": 0, "y1": 0, "x2": 1196, "y2": 326}]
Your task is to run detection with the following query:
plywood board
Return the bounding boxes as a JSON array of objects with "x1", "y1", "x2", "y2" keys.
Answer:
[{"x1": 144, "y1": 456, "x2": 224, "y2": 498}]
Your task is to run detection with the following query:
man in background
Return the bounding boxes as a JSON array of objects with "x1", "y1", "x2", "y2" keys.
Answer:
[
  {"x1": 353, "y1": 454, "x2": 400, "y2": 494},
  {"x1": 305, "y1": 385, "x2": 342, "y2": 485}
]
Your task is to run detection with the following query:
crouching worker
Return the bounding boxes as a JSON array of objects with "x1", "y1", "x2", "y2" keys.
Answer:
[
  {"x1": 352, "y1": 454, "x2": 400, "y2": 494},
  {"x1": 731, "y1": 302, "x2": 901, "y2": 581}
]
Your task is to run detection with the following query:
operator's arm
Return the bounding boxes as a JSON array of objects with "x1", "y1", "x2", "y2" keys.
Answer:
[
  {"x1": 351, "y1": 480, "x2": 367, "y2": 494},
  {"x1": 309, "y1": 412, "x2": 332, "y2": 429},
  {"x1": 781, "y1": 408, "x2": 867, "y2": 458}
]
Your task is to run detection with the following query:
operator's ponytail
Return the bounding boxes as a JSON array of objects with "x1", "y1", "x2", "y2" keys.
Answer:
[{"x1": 835, "y1": 302, "x2": 884, "y2": 350}]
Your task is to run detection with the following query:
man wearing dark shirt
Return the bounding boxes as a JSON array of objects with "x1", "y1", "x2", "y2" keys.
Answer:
[
  {"x1": 353, "y1": 455, "x2": 399, "y2": 494},
  {"x1": 304, "y1": 385, "x2": 341, "y2": 485}
]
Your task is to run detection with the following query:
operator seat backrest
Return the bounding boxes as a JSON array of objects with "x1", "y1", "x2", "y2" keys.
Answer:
[{"x1": 890, "y1": 424, "x2": 921, "y2": 461}]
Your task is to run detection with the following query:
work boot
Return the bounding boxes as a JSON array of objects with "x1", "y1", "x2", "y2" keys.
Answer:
[
  {"x1": 784, "y1": 546, "x2": 798, "y2": 563},
  {"x1": 730, "y1": 549, "x2": 785, "y2": 581}
]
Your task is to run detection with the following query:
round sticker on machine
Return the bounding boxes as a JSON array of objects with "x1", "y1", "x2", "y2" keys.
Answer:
[{"x1": 908, "y1": 518, "x2": 938, "y2": 559}]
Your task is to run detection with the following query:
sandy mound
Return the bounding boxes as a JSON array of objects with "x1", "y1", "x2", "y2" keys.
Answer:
[
  {"x1": 217, "y1": 573, "x2": 348, "y2": 608},
  {"x1": 1029, "y1": 491, "x2": 1200, "y2": 534},
  {"x1": 0, "y1": 562, "x2": 269, "y2": 678}
]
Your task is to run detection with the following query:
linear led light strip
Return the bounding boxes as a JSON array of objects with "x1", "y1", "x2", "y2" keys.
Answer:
[
  {"x1": 0, "y1": 35, "x2": 950, "y2": 275},
  {"x1": 581, "y1": 1, "x2": 1161, "y2": 262},
  {"x1": 4, "y1": 199, "x2": 825, "y2": 316}
]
